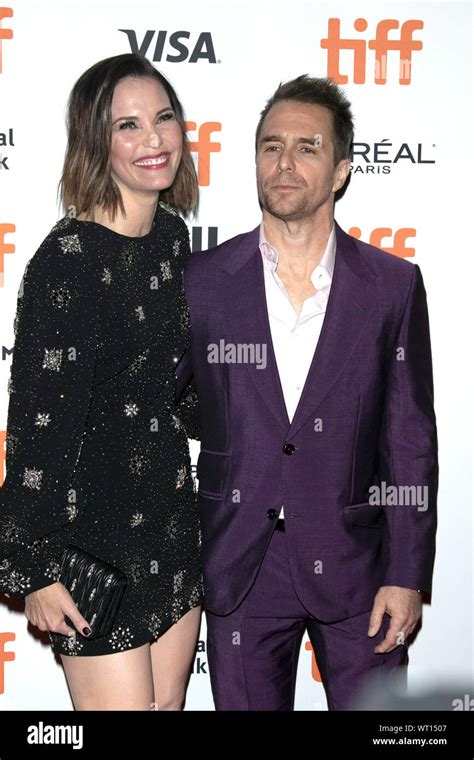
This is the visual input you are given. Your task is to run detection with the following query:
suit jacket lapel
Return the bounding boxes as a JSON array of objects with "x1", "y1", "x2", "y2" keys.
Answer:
[
  {"x1": 218, "y1": 222, "x2": 377, "y2": 438},
  {"x1": 287, "y1": 222, "x2": 377, "y2": 438},
  {"x1": 221, "y1": 227, "x2": 290, "y2": 432}
]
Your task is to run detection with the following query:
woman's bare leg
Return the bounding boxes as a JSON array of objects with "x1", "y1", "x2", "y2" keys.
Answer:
[
  {"x1": 150, "y1": 605, "x2": 202, "y2": 711},
  {"x1": 60, "y1": 642, "x2": 154, "y2": 710}
]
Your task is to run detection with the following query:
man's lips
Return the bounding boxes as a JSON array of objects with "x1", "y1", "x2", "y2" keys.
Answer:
[
  {"x1": 269, "y1": 184, "x2": 302, "y2": 190},
  {"x1": 133, "y1": 152, "x2": 170, "y2": 169}
]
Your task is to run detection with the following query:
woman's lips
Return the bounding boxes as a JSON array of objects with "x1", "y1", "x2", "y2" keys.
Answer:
[{"x1": 133, "y1": 153, "x2": 170, "y2": 170}]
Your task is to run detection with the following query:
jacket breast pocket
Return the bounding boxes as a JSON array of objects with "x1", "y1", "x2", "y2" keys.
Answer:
[
  {"x1": 196, "y1": 449, "x2": 231, "y2": 500},
  {"x1": 342, "y1": 501, "x2": 385, "y2": 529}
]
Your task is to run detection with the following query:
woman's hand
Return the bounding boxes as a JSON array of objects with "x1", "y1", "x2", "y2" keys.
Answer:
[{"x1": 24, "y1": 582, "x2": 92, "y2": 637}]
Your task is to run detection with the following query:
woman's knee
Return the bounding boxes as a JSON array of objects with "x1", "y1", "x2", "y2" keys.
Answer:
[{"x1": 152, "y1": 689, "x2": 185, "y2": 711}]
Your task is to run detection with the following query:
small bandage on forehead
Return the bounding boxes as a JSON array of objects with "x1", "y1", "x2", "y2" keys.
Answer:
[{"x1": 313, "y1": 133, "x2": 323, "y2": 147}]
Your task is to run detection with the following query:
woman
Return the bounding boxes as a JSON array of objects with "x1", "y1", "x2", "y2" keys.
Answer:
[{"x1": 0, "y1": 53, "x2": 203, "y2": 710}]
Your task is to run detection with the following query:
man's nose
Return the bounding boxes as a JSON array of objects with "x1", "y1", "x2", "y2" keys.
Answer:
[{"x1": 278, "y1": 147, "x2": 295, "y2": 171}]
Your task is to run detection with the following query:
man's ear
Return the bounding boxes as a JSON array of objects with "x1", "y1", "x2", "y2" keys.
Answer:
[{"x1": 333, "y1": 159, "x2": 351, "y2": 192}]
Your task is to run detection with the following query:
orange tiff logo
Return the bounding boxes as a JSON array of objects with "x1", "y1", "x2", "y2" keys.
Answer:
[
  {"x1": 349, "y1": 227, "x2": 416, "y2": 259},
  {"x1": 0, "y1": 7, "x2": 13, "y2": 74},
  {"x1": 0, "y1": 632, "x2": 15, "y2": 695},
  {"x1": 185, "y1": 121, "x2": 221, "y2": 187},
  {"x1": 305, "y1": 641, "x2": 322, "y2": 682},
  {"x1": 321, "y1": 18, "x2": 423, "y2": 85},
  {"x1": 0, "y1": 222, "x2": 15, "y2": 287}
]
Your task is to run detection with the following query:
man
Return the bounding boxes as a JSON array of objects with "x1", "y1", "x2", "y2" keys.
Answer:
[{"x1": 178, "y1": 76, "x2": 438, "y2": 710}]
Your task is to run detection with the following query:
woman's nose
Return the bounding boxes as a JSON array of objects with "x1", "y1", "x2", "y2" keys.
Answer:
[{"x1": 144, "y1": 130, "x2": 161, "y2": 149}]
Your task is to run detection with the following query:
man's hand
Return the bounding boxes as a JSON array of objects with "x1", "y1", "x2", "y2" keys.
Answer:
[
  {"x1": 368, "y1": 585, "x2": 422, "y2": 653},
  {"x1": 25, "y1": 582, "x2": 92, "y2": 637}
]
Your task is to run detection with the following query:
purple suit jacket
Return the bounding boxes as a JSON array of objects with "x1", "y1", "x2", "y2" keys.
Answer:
[{"x1": 179, "y1": 221, "x2": 438, "y2": 621}]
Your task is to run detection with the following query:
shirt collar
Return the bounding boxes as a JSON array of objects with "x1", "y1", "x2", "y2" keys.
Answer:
[{"x1": 259, "y1": 220, "x2": 336, "y2": 281}]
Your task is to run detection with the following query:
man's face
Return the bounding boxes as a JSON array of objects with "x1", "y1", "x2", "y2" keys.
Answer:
[{"x1": 256, "y1": 100, "x2": 350, "y2": 223}]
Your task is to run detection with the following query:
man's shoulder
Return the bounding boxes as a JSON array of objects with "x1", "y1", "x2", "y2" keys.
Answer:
[
  {"x1": 349, "y1": 235, "x2": 413, "y2": 275},
  {"x1": 184, "y1": 228, "x2": 256, "y2": 278}
]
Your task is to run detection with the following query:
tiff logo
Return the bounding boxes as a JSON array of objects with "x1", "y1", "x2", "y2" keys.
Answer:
[
  {"x1": 0, "y1": 632, "x2": 15, "y2": 695},
  {"x1": 349, "y1": 227, "x2": 416, "y2": 259},
  {"x1": 0, "y1": 223, "x2": 15, "y2": 287},
  {"x1": 304, "y1": 640, "x2": 322, "y2": 682},
  {"x1": 185, "y1": 121, "x2": 221, "y2": 187},
  {"x1": 0, "y1": 7, "x2": 13, "y2": 74},
  {"x1": 321, "y1": 17, "x2": 423, "y2": 84}
]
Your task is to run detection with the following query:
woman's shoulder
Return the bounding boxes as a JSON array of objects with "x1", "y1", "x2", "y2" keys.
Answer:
[
  {"x1": 31, "y1": 214, "x2": 92, "y2": 257},
  {"x1": 156, "y1": 201, "x2": 189, "y2": 230},
  {"x1": 22, "y1": 214, "x2": 104, "y2": 287},
  {"x1": 154, "y1": 201, "x2": 191, "y2": 255}
]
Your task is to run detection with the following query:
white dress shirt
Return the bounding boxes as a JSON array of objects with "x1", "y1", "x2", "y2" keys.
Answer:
[{"x1": 259, "y1": 221, "x2": 337, "y2": 518}]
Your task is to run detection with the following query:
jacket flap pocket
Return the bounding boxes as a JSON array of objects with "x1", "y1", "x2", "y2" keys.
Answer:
[
  {"x1": 343, "y1": 501, "x2": 385, "y2": 529},
  {"x1": 196, "y1": 449, "x2": 231, "y2": 498}
]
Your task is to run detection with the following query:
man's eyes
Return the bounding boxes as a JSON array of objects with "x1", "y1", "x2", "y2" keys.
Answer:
[{"x1": 264, "y1": 145, "x2": 316, "y2": 153}]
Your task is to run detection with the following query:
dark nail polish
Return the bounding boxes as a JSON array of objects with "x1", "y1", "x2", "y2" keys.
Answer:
[{"x1": 82, "y1": 626, "x2": 92, "y2": 636}]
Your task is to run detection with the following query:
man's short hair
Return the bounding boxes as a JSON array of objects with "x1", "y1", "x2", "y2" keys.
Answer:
[{"x1": 255, "y1": 75, "x2": 354, "y2": 166}]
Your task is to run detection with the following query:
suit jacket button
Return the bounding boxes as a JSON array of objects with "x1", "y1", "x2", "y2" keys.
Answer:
[
  {"x1": 283, "y1": 443, "x2": 296, "y2": 455},
  {"x1": 267, "y1": 508, "x2": 278, "y2": 520}
]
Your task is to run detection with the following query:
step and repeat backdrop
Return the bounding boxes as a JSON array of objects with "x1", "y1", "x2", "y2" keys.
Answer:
[{"x1": 0, "y1": 0, "x2": 472, "y2": 710}]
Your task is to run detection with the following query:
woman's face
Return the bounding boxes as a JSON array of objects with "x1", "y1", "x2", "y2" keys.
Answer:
[{"x1": 109, "y1": 75, "x2": 183, "y2": 197}]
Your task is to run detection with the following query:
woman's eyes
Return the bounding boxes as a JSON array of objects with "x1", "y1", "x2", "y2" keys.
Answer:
[
  {"x1": 118, "y1": 112, "x2": 175, "y2": 130},
  {"x1": 158, "y1": 111, "x2": 175, "y2": 123},
  {"x1": 119, "y1": 120, "x2": 137, "y2": 130}
]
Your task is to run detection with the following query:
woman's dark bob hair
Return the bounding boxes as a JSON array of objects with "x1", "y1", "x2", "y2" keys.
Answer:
[{"x1": 58, "y1": 53, "x2": 198, "y2": 219}]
